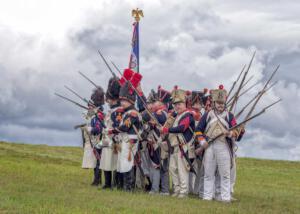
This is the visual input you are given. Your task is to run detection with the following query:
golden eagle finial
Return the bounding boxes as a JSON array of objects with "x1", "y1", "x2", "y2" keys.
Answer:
[{"x1": 132, "y1": 8, "x2": 144, "y2": 22}]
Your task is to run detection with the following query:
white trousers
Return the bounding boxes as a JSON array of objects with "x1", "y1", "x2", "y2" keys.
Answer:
[
  {"x1": 169, "y1": 150, "x2": 189, "y2": 195},
  {"x1": 203, "y1": 141, "x2": 231, "y2": 201}
]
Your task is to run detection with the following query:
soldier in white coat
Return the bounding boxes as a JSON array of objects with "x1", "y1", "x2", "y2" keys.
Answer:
[
  {"x1": 108, "y1": 71, "x2": 143, "y2": 191},
  {"x1": 80, "y1": 110, "x2": 97, "y2": 170},
  {"x1": 79, "y1": 87, "x2": 106, "y2": 186},
  {"x1": 100, "y1": 77, "x2": 123, "y2": 189}
]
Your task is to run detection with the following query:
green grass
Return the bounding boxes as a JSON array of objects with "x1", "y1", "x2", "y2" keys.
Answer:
[{"x1": 0, "y1": 141, "x2": 299, "y2": 214}]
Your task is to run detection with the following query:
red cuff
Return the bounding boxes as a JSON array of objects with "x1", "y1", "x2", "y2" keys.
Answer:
[{"x1": 162, "y1": 127, "x2": 169, "y2": 134}]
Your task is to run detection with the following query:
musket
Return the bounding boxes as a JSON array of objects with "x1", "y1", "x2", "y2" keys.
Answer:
[
  {"x1": 227, "y1": 64, "x2": 246, "y2": 99},
  {"x1": 208, "y1": 99, "x2": 282, "y2": 144},
  {"x1": 235, "y1": 81, "x2": 277, "y2": 119},
  {"x1": 178, "y1": 139, "x2": 198, "y2": 176},
  {"x1": 111, "y1": 61, "x2": 122, "y2": 74},
  {"x1": 227, "y1": 81, "x2": 259, "y2": 108},
  {"x1": 56, "y1": 91, "x2": 106, "y2": 128},
  {"x1": 97, "y1": 50, "x2": 117, "y2": 78},
  {"x1": 64, "y1": 85, "x2": 92, "y2": 105},
  {"x1": 74, "y1": 123, "x2": 87, "y2": 129},
  {"x1": 227, "y1": 75, "x2": 254, "y2": 106},
  {"x1": 132, "y1": 124, "x2": 149, "y2": 186},
  {"x1": 243, "y1": 65, "x2": 279, "y2": 121},
  {"x1": 78, "y1": 71, "x2": 100, "y2": 89},
  {"x1": 229, "y1": 51, "x2": 256, "y2": 112},
  {"x1": 55, "y1": 93, "x2": 88, "y2": 110}
]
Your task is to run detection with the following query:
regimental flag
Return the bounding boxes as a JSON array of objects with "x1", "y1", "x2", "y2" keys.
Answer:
[
  {"x1": 129, "y1": 21, "x2": 139, "y2": 73},
  {"x1": 129, "y1": 8, "x2": 143, "y2": 73}
]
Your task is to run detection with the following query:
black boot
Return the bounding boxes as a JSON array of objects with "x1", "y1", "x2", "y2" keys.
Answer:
[
  {"x1": 102, "y1": 171, "x2": 112, "y2": 189},
  {"x1": 113, "y1": 171, "x2": 117, "y2": 187},
  {"x1": 91, "y1": 160, "x2": 101, "y2": 186},
  {"x1": 116, "y1": 172, "x2": 124, "y2": 190},
  {"x1": 123, "y1": 168, "x2": 135, "y2": 192}
]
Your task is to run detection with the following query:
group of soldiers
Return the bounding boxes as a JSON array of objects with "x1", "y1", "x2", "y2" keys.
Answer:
[{"x1": 77, "y1": 67, "x2": 246, "y2": 203}]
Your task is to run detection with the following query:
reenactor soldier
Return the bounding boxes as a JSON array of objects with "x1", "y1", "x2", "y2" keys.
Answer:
[
  {"x1": 108, "y1": 71, "x2": 143, "y2": 191},
  {"x1": 83, "y1": 87, "x2": 106, "y2": 186},
  {"x1": 160, "y1": 86, "x2": 195, "y2": 198},
  {"x1": 100, "y1": 77, "x2": 123, "y2": 189},
  {"x1": 80, "y1": 105, "x2": 99, "y2": 182},
  {"x1": 195, "y1": 85, "x2": 241, "y2": 202},
  {"x1": 187, "y1": 90, "x2": 205, "y2": 195},
  {"x1": 145, "y1": 86, "x2": 171, "y2": 195}
]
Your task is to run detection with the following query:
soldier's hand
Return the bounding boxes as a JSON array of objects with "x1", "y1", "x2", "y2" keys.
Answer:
[
  {"x1": 107, "y1": 129, "x2": 114, "y2": 135},
  {"x1": 224, "y1": 130, "x2": 233, "y2": 137},
  {"x1": 195, "y1": 147, "x2": 204, "y2": 156},
  {"x1": 160, "y1": 127, "x2": 169, "y2": 134},
  {"x1": 86, "y1": 126, "x2": 92, "y2": 133}
]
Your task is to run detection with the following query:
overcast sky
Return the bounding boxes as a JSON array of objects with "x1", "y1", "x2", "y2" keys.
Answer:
[{"x1": 0, "y1": 0, "x2": 299, "y2": 161}]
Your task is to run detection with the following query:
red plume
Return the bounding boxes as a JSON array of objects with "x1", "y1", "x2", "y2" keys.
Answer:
[
  {"x1": 130, "y1": 72, "x2": 143, "y2": 88},
  {"x1": 219, "y1": 84, "x2": 224, "y2": 90},
  {"x1": 119, "y1": 68, "x2": 134, "y2": 86}
]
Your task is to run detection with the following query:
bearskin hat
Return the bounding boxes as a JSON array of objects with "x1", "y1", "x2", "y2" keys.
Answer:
[
  {"x1": 119, "y1": 81, "x2": 136, "y2": 104},
  {"x1": 106, "y1": 77, "x2": 121, "y2": 100},
  {"x1": 91, "y1": 86, "x2": 105, "y2": 107}
]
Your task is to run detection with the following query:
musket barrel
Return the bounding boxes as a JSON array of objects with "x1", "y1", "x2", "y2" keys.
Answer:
[
  {"x1": 229, "y1": 51, "x2": 256, "y2": 111},
  {"x1": 78, "y1": 71, "x2": 99, "y2": 89},
  {"x1": 55, "y1": 92, "x2": 88, "y2": 110}
]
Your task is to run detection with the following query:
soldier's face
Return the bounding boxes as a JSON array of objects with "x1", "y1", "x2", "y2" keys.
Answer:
[
  {"x1": 215, "y1": 101, "x2": 225, "y2": 113},
  {"x1": 147, "y1": 103, "x2": 153, "y2": 111},
  {"x1": 174, "y1": 102, "x2": 186, "y2": 113},
  {"x1": 153, "y1": 101, "x2": 163, "y2": 111},
  {"x1": 120, "y1": 100, "x2": 131, "y2": 109},
  {"x1": 192, "y1": 103, "x2": 202, "y2": 111},
  {"x1": 106, "y1": 98, "x2": 117, "y2": 107}
]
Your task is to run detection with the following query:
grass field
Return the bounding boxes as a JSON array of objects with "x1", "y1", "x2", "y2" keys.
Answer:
[{"x1": 0, "y1": 141, "x2": 299, "y2": 214}]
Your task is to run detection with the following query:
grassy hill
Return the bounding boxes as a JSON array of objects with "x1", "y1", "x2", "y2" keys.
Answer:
[{"x1": 0, "y1": 141, "x2": 299, "y2": 214}]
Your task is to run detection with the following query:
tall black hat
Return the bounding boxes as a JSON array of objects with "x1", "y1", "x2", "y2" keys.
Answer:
[
  {"x1": 91, "y1": 86, "x2": 105, "y2": 107},
  {"x1": 106, "y1": 77, "x2": 121, "y2": 100}
]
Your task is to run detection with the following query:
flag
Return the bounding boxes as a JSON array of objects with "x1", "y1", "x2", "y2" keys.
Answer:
[{"x1": 129, "y1": 22, "x2": 139, "y2": 73}]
